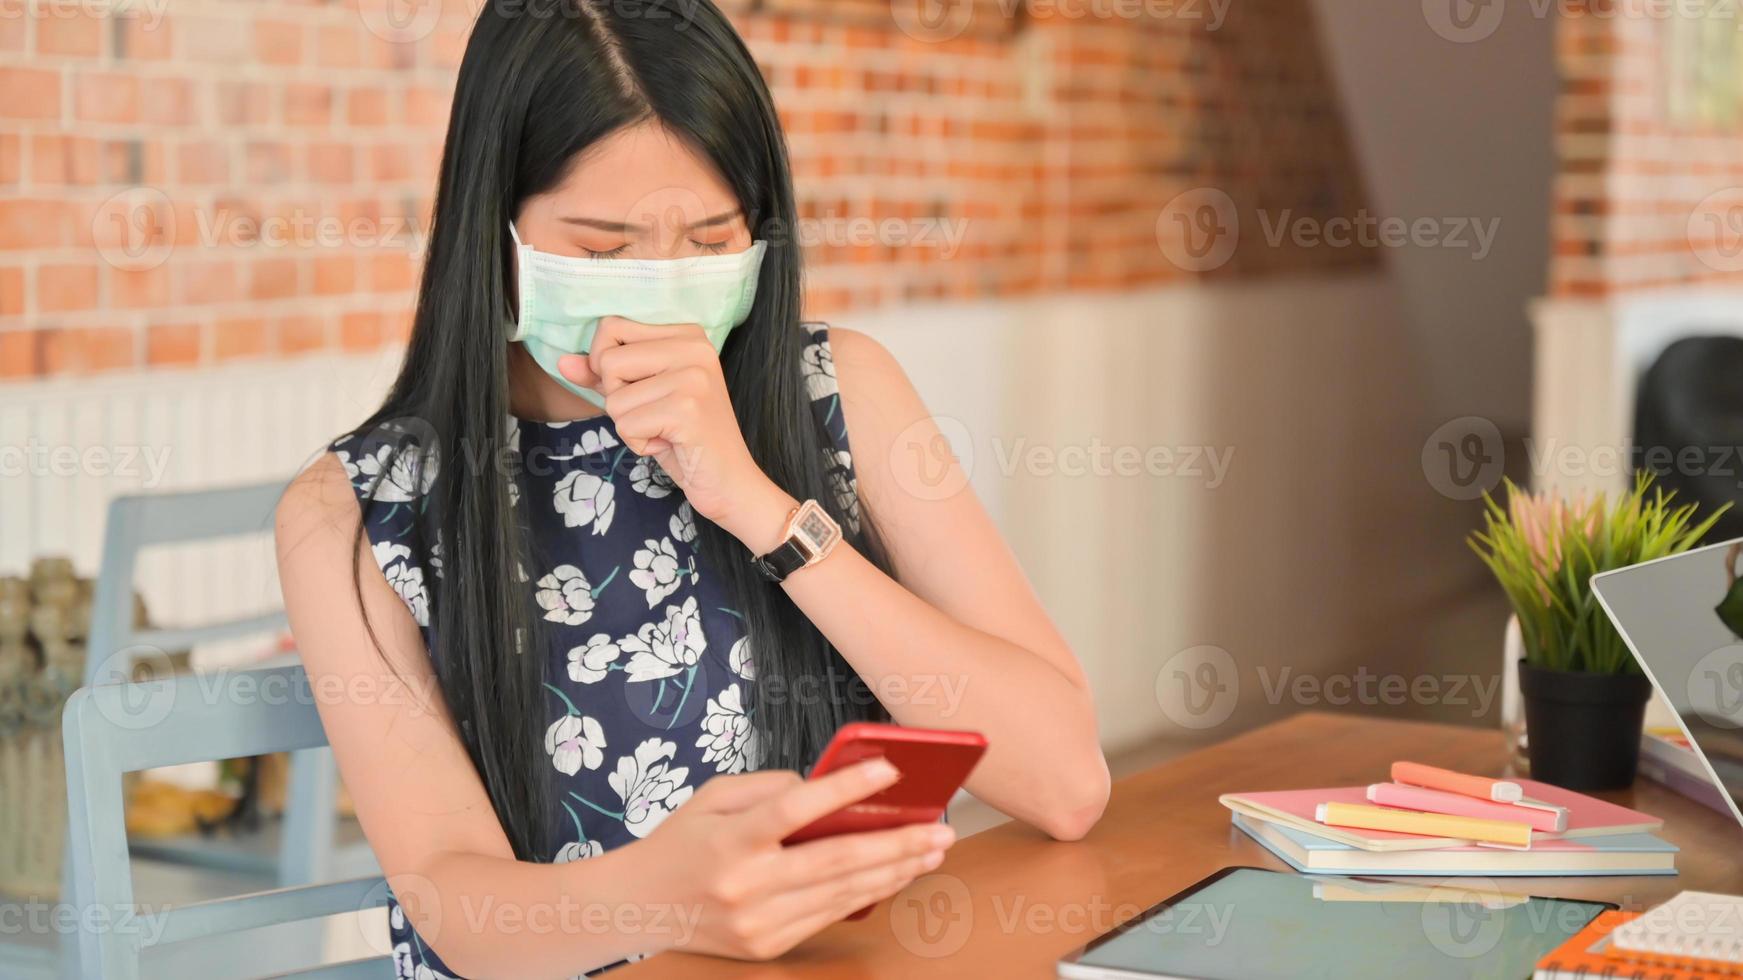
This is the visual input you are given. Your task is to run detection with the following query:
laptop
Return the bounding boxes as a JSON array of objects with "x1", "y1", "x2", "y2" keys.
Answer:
[{"x1": 1592, "y1": 536, "x2": 1743, "y2": 828}]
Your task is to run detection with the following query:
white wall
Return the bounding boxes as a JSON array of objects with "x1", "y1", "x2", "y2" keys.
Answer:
[
  {"x1": 853, "y1": 273, "x2": 1497, "y2": 751},
  {"x1": 1309, "y1": 0, "x2": 1558, "y2": 433}
]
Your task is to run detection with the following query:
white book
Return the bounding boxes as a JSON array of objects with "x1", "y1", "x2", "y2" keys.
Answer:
[{"x1": 1611, "y1": 891, "x2": 1743, "y2": 965}]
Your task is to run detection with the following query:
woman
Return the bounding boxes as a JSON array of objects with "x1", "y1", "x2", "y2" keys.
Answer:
[{"x1": 275, "y1": 1, "x2": 1108, "y2": 976}]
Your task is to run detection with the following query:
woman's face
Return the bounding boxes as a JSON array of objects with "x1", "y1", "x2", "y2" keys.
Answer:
[{"x1": 514, "y1": 120, "x2": 754, "y2": 261}]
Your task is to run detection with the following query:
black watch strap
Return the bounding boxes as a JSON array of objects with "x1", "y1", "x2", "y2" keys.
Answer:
[{"x1": 752, "y1": 539, "x2": 809, "y2": 583}]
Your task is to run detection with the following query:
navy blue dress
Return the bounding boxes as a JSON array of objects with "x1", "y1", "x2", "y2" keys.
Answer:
[{"x1": 331, "y1": 325, "x2": 859, "y2": 978}]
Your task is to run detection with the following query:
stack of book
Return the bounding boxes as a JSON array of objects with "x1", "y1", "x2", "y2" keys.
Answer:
[
  {"x1": 1640, "y1": 726, "x2": 1733, "y2": 815},
  {"x1": 1222, "y1": 761, "x2": 1678, "y2": 876},
  {"x1": 1536, "y1": 893, "x2": 1743, "y2": 979}
]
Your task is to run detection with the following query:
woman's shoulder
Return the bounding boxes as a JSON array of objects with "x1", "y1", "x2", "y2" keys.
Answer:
[
  {"x1": 800, "y1": 323, "x2": 904, "y2": 404},
  {"x1": 275, "y1": 452, "x2": 363, "y2": 574}
]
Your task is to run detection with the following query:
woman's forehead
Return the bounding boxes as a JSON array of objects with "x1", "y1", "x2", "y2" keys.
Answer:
[{"x1": 545, "y1": 121, "x2": 742, "y2": 227}]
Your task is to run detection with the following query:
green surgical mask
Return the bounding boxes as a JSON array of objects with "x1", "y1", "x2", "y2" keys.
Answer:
[{"x1": 508, "y1": 222, "x2": 768, "y2": 408}]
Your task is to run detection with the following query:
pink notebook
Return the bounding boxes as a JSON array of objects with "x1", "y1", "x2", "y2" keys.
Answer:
[{"x1": 1221, "y1": 779, "x2": 1663, "y2": 852}]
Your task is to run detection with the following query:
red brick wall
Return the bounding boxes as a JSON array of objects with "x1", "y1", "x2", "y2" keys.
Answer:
[
  {"x1": 1551, "y1": 1, "x2": 1743, "y2": 296},
  {"x1": 0, "y1": 0, "x2": 1369, "y2": 378}
]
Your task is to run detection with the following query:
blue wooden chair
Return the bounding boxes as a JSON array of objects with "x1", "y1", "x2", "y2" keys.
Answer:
[
  {"x1": 61, "y1": 664, "x2": 393, "y2": 980},
  {"x1": 82, "y1": 481, "x2": 346, "y2": 885}
]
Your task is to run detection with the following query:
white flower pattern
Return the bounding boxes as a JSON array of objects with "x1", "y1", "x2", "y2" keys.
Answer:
[
  {"x1": 544, "y1": 714, "x2": 606, "y2": 776},
  {"x1": 620, "y1": 597, "x2": 707, "y2": 682},
  {"x1": 534, "y1": 564, "x2": 595, "y2": 625},
  {"x1": 553, "y1": 470, "x2": 616, "y2": 534},
  {"x1": 339, "y1": 440, "x2": 438, "y2": 502},
  {"x1": 669, "y1": 501, "x2": 697, "y2": 543},
  {"x1": 629, "y1": 537, "x2": 683, "y2": 607},
  {"x1": 630, "y1": 456, "x2": 676, "y2": 498},
  {"x1": 696, "y1": 683, "x2": 760, "y2": 774},
  {"x1": 343, "y1": 327, "x2": 860, "y2": 979},
  {"x1": 566, "y1": 633, "x2": 620, "y2": 684},
  {"x1": 371, "y1": 541, "x2": 430, "y2": 627},
  {"x1": 610, "y1": 738, "x2": 694, "y2": 838}
]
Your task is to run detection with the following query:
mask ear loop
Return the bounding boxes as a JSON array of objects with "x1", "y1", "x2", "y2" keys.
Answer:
[{"x1": 506, "y1": 221, "x2": 529, "y2": 340}]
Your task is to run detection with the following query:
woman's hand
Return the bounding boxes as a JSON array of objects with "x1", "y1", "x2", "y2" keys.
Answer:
[
  {"x1": 632, "y1": 760, "x2": 955, "y2": 962},
  {"x1": 557, "y1": 317, "x2": 793, "y2": 545}
]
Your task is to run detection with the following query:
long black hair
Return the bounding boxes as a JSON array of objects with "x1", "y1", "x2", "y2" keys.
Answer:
[{"x1": 345, "y1": 0, "x2": 890, "y2": 860}]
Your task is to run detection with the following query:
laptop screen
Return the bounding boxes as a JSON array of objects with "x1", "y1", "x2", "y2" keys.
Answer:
[{"x1": 1592, "y1": 537, "x2": 1743, "y2": 825}]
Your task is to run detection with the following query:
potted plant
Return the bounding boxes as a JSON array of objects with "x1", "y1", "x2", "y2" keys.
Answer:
[{"x1": 1469, "y1": 473, "x2": 1729, "y2": 791}]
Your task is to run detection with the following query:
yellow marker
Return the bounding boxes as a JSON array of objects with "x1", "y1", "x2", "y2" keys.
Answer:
[{"x1": 1316, "y1": 801, "x2": 1533, "y2": 849}]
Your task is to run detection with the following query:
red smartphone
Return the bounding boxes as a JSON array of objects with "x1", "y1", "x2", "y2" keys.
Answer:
[{"x1": 782, "y1": 722, "x2": 988, "y2": 919}]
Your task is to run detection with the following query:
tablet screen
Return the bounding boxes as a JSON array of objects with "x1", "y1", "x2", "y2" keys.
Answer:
[{"x1": 1065, "y1": 868, "x2": 1608, "y2": 980}]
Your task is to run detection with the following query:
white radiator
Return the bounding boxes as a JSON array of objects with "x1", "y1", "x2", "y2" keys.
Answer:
[{"x1": 0, "y1": 351, "x2": 403, "y2": 651}]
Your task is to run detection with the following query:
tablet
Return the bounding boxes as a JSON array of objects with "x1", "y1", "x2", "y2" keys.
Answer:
[{"x1": 1057, "y1": 867, "x2": 1612, "y2": 980}]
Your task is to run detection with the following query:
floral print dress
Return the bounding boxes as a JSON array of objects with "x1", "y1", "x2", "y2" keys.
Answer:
[{"x1": 331, "y1": 325, "x2": 859, "y2": 979}]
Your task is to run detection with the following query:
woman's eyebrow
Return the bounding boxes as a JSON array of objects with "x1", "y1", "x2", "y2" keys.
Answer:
[{"x1": 557, "y1": 209, "x2": 742, "y2": 234}]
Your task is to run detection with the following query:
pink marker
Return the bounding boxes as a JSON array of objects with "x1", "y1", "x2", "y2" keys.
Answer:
[{"x1": 1367, "y1": 782, "x2": 1568, "y2": 834}]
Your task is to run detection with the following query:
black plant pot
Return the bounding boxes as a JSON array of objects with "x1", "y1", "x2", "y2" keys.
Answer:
[{"x1": 1518, "y1": 662, "x2": 1654, "y2": 791}]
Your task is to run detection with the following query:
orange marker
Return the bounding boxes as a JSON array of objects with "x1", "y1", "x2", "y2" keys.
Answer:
[{"x1": 1391, "y1": 761, "x2": 1522, "y2": 803}]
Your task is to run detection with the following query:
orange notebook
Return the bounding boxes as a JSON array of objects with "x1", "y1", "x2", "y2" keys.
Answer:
[{"x1": 1535, "y1": 911, "x2": 1736, "y2": 980}]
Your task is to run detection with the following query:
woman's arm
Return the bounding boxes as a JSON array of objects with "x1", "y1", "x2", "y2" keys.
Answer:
[
  {"x1": 276, "y1": 454, "x2": 952, "y2": 978},
  {"x1": 716, "y1": 329, "x2": 1110, "y2": 841}
]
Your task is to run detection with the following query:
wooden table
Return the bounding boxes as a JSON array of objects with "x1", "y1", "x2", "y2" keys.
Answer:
[{"x1": 619, "y1": 712, "x2": 1743, "y2": 979}]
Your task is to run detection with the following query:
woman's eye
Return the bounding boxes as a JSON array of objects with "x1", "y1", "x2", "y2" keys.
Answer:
[
  {"x1": 583, "y1": 244, "x2": 631, "y2": 259},
  {"x1": 691, "y1": 239, "x2": 730, "y2": 255}
]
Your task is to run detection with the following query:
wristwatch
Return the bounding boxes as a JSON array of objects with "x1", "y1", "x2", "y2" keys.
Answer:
[{"x1": 752, "y1": 499, "x2": 842, "y2": 582}]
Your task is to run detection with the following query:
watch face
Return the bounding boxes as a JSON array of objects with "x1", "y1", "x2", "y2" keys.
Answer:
[{"x1": 793, "y1": 501, "x2": 841, "y2": 554}]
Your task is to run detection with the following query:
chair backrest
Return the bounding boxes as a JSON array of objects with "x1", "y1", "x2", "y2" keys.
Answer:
[
  {"x1": 61, "y1": 664, "x2": 392, "y2": 980},
  {"x1": 84, "y1": 481, "x2": 290, "y2": 689}
]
